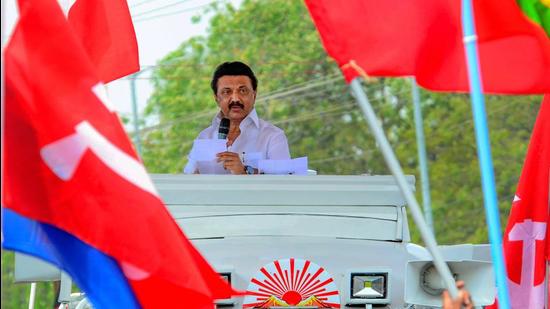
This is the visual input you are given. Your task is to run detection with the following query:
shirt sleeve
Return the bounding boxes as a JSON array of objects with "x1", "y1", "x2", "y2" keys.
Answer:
[{"x1": 267, "y1": 131, "x2": 291, "y2": 160}]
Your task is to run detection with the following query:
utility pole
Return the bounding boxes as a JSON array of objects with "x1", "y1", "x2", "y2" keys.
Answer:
[
  {"x1": 130, "y1": 72, "x2": 143, "y2": 156},
  {"x1": 410, "y1": 78, "x2": 433, "y2": 233}
]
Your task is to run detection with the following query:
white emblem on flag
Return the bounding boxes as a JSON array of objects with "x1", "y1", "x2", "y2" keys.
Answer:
[
  {"x1": 507, "y1": 219, "x2": 546, "y2": 309},
  {"x1": 40, "y1": 121, "x2": 158, "y2": 197},
  {"x1": 40, "y1": 133, "x2": 88, "y2": 180},
  {"x1": 91, "y1": 83, "x2": 116, "y2": 112}
]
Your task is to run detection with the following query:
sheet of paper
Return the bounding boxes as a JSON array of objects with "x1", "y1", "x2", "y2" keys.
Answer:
[
  {"x1": 189, "y1": 139, "x2": 227, "y2": 161},
  {"x1": 196, "y1": 161, "x2": 229, "y2": 174},
  {"x1": 258, "y1": 157, "x2": 308, "y2": 175}
]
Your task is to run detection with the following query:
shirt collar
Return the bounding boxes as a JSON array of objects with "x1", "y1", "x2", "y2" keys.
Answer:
[{"x1": 212, "y1": 108, "x2": 260, "y2": 129}]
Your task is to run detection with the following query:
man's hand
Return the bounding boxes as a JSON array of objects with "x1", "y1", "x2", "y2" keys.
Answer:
[
  {"x1": 216, "y1": 151, "x2": 245, "y2": 174},
  {"x1": 442, "y1": 281, "x2": 473, "y2": 309}
]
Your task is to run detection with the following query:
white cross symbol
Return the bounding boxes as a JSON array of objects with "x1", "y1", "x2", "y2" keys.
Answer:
[
  {"x1": 39, "y1": 83, "x2": 156, "y2": 196},
  {"x1": 507, "y1": 219, "x2": 546, "y2": 309}
]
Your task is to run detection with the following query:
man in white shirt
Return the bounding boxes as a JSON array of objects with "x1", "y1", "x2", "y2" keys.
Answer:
[{"x1": 184, "y1": 61, "x2": 290, "y2": 174}]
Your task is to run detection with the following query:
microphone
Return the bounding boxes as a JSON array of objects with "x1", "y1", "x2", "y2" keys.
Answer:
[{"x1": 218, "y1": 118, "x2": 230, "y2": 139}]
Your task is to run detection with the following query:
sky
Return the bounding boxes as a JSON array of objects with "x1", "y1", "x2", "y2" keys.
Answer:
[
  {"x1": 110, "y1": 0, "x2": 241, "y2": 120},
  {"x1": 3, "y1": 0, "x2": 242, "y2": 128}
]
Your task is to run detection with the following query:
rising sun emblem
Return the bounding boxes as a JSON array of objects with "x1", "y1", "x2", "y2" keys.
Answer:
[{"x1": 243, "y1": 258, "x2": 341, "y2": 308}]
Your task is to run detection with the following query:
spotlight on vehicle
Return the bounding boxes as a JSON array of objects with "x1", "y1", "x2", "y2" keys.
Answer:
[{"x1": 346, "y1": 269, "x2": 391, "y2": 305}]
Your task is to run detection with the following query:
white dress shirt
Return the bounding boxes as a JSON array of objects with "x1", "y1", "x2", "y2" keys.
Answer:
[{"x1": 184, "y1": 108, "x2": 290, "y2": 174}]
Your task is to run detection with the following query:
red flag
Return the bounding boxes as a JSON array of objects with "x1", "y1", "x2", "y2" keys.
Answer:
[
  {"x1": 499, "y1": 95, "x2": 550, "y2": 308},
  {"x1": 305, "y1": 0, "x2": 550, "y2": 94},
  {"x1": 3, "y1": 0, "x2": 235, "y2": 306},
  {"x1": 68, "y1": 0, "x2": 139, "y2": 82}
]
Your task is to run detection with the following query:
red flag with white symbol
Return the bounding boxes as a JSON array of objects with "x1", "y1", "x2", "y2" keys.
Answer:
[
  {"x1": 501, "y1": 95, "x2": 550, "y2": 308},
  {"x1": 3, "y1": 0, "x2": 235, "y2": 307},
  {"x1": 68, "y1": 0, "x2": 139, "y2": 82}
]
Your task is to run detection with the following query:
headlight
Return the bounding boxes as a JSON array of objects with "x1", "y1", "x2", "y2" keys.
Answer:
[
  {"x1": 352, "y1": 273, "x2": 386, "y2": 298},
  {"x1": 346, "y1": 269, "x2": 391, "y2": 305}
]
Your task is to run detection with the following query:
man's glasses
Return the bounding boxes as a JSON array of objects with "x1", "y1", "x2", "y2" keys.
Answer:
[{"x1": 218, "y1": 87, "x2": 253, "y2": 98}]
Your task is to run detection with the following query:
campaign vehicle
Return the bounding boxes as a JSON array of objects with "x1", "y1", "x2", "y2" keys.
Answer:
[
  {"x1": 15, "y1": 174, "x2": 495, "y2": 308},
  {"x1": 154, "y1": 174, "x2": 495, "y2": 308}
]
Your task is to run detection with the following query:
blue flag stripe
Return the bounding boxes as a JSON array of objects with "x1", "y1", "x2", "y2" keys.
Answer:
[{"x1": 2, "y1": 208, "x2": 140, "y2": 308}]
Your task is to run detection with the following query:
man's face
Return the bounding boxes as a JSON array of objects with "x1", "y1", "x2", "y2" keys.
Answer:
[{"x1": 215, "y1": 75, "x2": 256, "y2": 123}]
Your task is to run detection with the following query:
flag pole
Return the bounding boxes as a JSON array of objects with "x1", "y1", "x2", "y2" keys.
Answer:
[
  {"x1": 350, "y1": 78, "x2": 459, "y2": 298},
  {"x1": 410, "y1": 78, "x2": 434, "y2": 233},
  {"x1": 461, "y1": 0, "x2": 510, "y2": 308}
]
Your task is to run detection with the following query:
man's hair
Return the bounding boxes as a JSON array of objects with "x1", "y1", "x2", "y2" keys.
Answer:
[{"x1": 211, "y1": 61, "x2": 258, "y2": 94}]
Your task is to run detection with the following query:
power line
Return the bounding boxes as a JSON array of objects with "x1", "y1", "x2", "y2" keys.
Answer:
[
  {"x1": 130, "y1": 0, "x2": 162, "y2": 9},
  {"x1": 307, "y1": 97, "x2": 514, "y2": 164},
  {"x1": 258, "y1": 73, "x2": 341, "y2": 98},
  {"x1": 126, "y1": 60, "x2": 331, "y2": 79},
  {"x1": 269, "y1": 87, "x2": 414, "y2": 126},
  {"x1": 133, "y1": 1, "x2": 216, "y2": 23},
  {"x1": 309, "y1": 153, "x2": 361, "y2": 164},
  {"x1": 255, "y1": 76, "x2": 344, "y2": 103},
  {"x1": 138, "y1": 109, "x2": 216, "y2": 135},
  {"x1": 131, "y1": 0, "x2": 193, "y2": 18},
  {"x1": 272, "y1": 102, "x2": 356, "y2": 125}
]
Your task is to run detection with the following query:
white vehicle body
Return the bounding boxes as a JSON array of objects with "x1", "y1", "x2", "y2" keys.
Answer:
[
  {"x1": 15, "y1": 174, "x2": 495, "y2": 308},
  {"x1": 155, "y1": 174, "x2": 495, "y2": 308}
]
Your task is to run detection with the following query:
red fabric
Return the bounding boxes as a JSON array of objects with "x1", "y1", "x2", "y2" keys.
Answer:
[
  {"x1": 305, "y1": 0, "x2": 550, "y2": 94},
  {"x1": 3, "y1": 0, "x2": 236, "y2": 306},
  {"x1": 499, "y1": 95, "x2": 550, "y2": 308},
  {"x1": 68, "y1": 0, "x2": 139, "y2": 82}
]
